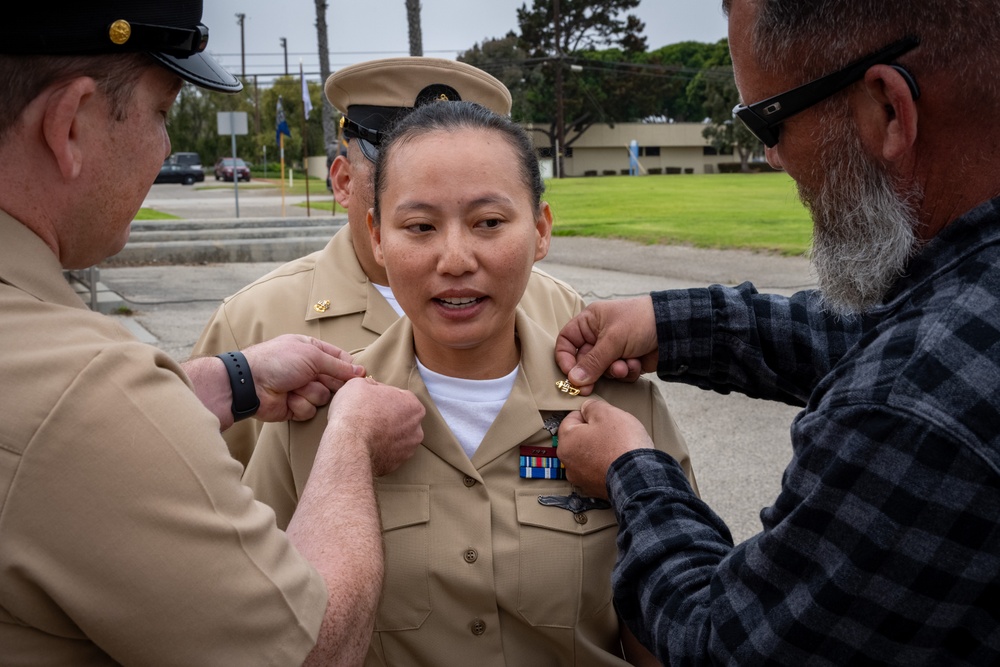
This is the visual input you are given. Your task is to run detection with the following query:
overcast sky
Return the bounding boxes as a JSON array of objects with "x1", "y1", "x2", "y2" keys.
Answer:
[{"x1": 201, "y1": 0, "x2": 729, "y2": 81}]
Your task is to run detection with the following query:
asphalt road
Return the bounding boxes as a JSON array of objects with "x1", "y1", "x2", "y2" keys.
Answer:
[{"x1": 109, "y1": 182, "x2": 817, "y2": 544}]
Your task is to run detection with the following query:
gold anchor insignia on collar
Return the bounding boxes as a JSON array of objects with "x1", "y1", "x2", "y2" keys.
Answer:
[
  {"x1": 555, "y1": 379, "x2": 581, "y2": 396},
  {"x1": 313, "y1": 299, "x2": 331, "y2": 313},
  {"x1": 108, "y1": 19, "x2": 131, "y2": 45},
  {"x1": 438, "y1": 93, "x2": 449, "y2": 101}
]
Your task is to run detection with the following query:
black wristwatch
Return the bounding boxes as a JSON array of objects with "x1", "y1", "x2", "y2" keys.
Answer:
[{"x1": 216, "y1": 351, "x2": 260, "y2": 421}]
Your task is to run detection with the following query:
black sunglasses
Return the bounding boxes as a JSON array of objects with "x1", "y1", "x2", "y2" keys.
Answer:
[{"x1": 733, "y1": 35, "x2": 921, "y2": 148}]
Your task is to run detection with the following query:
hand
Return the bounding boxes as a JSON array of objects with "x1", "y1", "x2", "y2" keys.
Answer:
[
  {"x1": 557, "y1": 399, "x2": 653, "y2": 499},
  {"x1": 327, "y1": 377, "x2": 426, "y2": 476},
  {"x1": 555, "y1": 296, "x2": 659, "y2": 396},
  {"x1": 242, "y1": 334, "x2": 365, "y2": 423}
]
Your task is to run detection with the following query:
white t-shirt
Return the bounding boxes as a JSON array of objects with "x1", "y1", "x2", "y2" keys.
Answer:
[
  {"x1": 373, "y1": 282, "x2": 405, "y2": 317},
  {"x1": 416, "y1": 358, "x2": 518, "y2": 458}
]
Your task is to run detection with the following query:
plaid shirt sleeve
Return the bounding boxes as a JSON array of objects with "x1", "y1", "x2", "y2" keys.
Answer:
[
  {"x1": 608, "y1": 403, "x2": 1000, "y2": 664},
  {"x1": 651, "y1": 284, "x2": 863, "y2": 406}
]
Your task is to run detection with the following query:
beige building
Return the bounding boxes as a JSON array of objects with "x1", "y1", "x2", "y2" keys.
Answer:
[
  {"x1": 305, "y1": 122, "x2": 733, "y2": 181},
  {"x1": 524, "y1": 121, "x2": 732, "y2": 178}
]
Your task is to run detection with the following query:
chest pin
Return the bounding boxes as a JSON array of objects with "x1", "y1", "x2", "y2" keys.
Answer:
[{"x1": 313, "y1": 299, "x2": 331, "y2": 313}]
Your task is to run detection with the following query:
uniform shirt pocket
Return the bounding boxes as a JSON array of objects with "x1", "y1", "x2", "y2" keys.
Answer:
[
  {"x1": 514, "y1": 488, "x2": 618, "y2": 628},
  {"x1": 375, "y1": 484, "x2": 432, "y2": 631}
]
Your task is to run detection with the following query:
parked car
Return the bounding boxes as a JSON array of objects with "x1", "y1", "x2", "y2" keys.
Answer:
[
  {"x1": 172, "y1": 152, "x2": 202, "y2": 168},
  {"x1": 154, "y1": 159, "x2": 205, "y2": 185},
  {"x1": 214, "y1": 157, "x2": 251, "y2": 182}
]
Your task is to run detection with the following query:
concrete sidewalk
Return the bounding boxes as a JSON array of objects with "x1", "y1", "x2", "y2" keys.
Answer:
[{"x1": 97, "y1": 235, "x2": 814, "y2": 545}]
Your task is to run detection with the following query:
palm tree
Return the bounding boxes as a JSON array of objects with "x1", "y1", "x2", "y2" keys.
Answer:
[
  {"x1": 405, "y1": 0, "x2": 423, "y2": 56},
  {"x1": 313, "y1": 0, "x2": 338, "y2": 164}
]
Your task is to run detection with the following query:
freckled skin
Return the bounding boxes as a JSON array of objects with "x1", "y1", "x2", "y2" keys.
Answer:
[{"x1": 370, "y1": 128, "x2": 552, "y2": 380}]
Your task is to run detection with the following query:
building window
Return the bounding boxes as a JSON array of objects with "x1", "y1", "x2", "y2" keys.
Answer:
[
  {"x1": 703, "y1": 146, "x2": 719, "y2": 156},
  {"x1": 642, "y1": 146, "x2": 661, "y2": 157},
  {"x1": 537, "y1": 146, "x2": 573, "y2": 158}
]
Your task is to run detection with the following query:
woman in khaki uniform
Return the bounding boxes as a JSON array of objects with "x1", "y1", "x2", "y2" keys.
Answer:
[{"x1": 246, "y1": 101, "x2": 698, "y2": 666}]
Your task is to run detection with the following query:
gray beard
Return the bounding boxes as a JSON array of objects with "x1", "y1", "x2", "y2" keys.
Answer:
[{"x1": 798, "y1": 119, "x2": 923, "y2": 316}]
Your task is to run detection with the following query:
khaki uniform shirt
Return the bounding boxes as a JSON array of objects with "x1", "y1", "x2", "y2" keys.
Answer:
[
  {"x1": 192, "y1": 225, "x2": 585, "y2": 467},
  {"x1": 0, "y1": 211, "x2": 325, "y2": 665},
  {"x1": 245, "y1": 310, "x2": 697, "y2": 667}
]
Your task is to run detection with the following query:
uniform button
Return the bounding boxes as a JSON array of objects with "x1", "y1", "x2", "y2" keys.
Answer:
[
  {"x1": 470, "y1": 618, "x2": 487, "y2": 636},
  {"x1": 464, "y1": 548, "x2": 478, "y2": 564},
  {"x1": 463, "y1": 476, "x2": 476, "y2": 487},
  {"x1": 574, "y1": 512, "x2": 588, "y2": 525}
]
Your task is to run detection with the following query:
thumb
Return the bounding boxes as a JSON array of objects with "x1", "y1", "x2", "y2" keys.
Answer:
[
  {"x1": 577, "y1": 398, "x2": 602, "y2": 423},
  {"x1": 568, "y1": 336, "x2": 626, "y2": 386}
]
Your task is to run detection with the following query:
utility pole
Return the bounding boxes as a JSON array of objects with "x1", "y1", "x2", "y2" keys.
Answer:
[
  {"x1": 280, "y1": 37, "x2": 288, "y2": 76},
  {"x1": 235, "y1": 13, "x2": 246, "y2": 79},
  {"x1": 553, "y1": 0, "x2": 565, "y2": 179}
]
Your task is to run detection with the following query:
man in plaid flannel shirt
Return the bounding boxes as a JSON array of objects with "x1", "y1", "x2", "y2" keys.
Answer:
[{"x1": 552, "y1": 0, "x2": 1000, "y2": 663}]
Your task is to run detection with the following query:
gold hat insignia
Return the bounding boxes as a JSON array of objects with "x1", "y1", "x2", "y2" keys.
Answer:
[
  {"x1": 108, "y1": 19, "x2": 131, "y2": 46},
  {"x1": 314, "y1": 299, "x2": 331, "y2": 313},
  {"x1": 438, "y1": 93, "x2": 450, "y2": 101}
]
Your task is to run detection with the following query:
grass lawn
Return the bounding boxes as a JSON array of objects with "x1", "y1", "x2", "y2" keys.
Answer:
[
  {"x1": 544, "y1": 172, "x2": 813, "y2": 256},
  {"x1": 134, "y1": 208, "x2": 180, "y2": 220},
  {"x1": 303, "y1": 171, "x2": 812, "y2": 255}
]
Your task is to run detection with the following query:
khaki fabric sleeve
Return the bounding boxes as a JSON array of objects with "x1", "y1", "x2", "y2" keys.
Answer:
[{"x1": 3, "y1": 343, "x2": 326, "y2": 665}]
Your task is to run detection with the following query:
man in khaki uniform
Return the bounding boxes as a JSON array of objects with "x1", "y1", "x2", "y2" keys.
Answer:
[
  {"x1": 0, "y1": 3, "x2": 425, "y2": 664},
  {"x1": 192, "y1": 57, "x2": 584, "y2": 467}
]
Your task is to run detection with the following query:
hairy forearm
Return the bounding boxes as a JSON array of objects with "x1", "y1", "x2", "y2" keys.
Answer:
[{"x1": 287, "y1": 421, "x2": 384, "y2": 666}]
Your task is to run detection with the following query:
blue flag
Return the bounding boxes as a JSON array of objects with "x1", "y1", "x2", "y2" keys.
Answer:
[{"x1": 276, "y1": 96, "x2": 291, "y2": 146}]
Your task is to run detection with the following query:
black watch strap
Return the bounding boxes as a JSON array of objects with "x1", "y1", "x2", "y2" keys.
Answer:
[{"x1": 216, "y1": 351, "x2": 260, "y2": 421}]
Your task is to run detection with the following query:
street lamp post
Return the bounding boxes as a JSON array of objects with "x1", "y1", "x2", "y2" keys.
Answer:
[{"x1": 235, "y1": 13, "x2": 246, "y2": 79}]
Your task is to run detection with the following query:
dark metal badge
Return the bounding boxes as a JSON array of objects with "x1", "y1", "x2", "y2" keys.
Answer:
[{"x1": 537, "y1": 492, "x2": 611, "y2": 514}]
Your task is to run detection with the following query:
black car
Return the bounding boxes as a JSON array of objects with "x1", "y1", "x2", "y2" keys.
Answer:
[{"x1": 155, "y1": 161, "x2": 205, "y2": 185}]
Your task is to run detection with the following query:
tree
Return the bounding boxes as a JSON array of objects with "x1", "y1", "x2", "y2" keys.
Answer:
[
  {"x1": 406, "y1": 0, "x2": 423, "y2": 57},
  {"x1": 458, "y1": 32, "x2": 541, "y2": 121},
  {"x1": 496, "y1": 0, "x2": 653, "y2": 173},
  {"x1": 314, "y1": 0, "x2": 339, "y2": 163},
  {"x1": 638, "y1": 39, "x2": 731, "y2": 122},
  {"x1": 692, "y1": 46, "x2": 762, "y2": 171}
]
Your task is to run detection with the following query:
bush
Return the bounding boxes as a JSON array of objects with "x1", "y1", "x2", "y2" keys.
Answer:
[
  {"x1": 717, "y1": 162, "x2": 780, "y2": 174},
  {"x1": 648, "y1": 168, "x2": 663, "y2": 175},
  {"x1": 584, "y1": 170, "x2": 598, "y2": 177},
  {"x1": 602, "y1": 170, "x2": 617, "y2": 176},
  {"x1": 666, "y1": 167, "x2": 682, "y2": 174}
]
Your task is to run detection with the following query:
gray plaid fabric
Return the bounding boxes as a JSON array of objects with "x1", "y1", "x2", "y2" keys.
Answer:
[{"x1": 607, "y1": 197, "x2": 1000, "y2": 664}]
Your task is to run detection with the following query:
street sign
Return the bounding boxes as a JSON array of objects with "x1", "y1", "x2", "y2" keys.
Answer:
[{"x1": 217, "y1": 111, "x2": 248, "y2": 135}]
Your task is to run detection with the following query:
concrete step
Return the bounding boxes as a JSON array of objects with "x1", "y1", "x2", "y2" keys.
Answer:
[
  {"x1": 103, "y1": 216, "x2": 344, "y2": 265},
  {"x1": 129, "y1": 225, "x2": 340, "y2": 243},
  {"x1": 129, "y1": 217, "x2": 340, "y2": 232}
]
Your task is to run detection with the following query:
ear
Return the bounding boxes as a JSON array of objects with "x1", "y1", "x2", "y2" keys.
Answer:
[
  {"x1": 858, "y1": 63, "x2": 919, "y2": 163},
  {"x1": 366, "y1": 208, "x2": 385, "y2": 267},
  {"x1": 330, "y1": 154, "x2": 352, "y2": 208},
  {"x1": 41, "y1": 78, "x2": 98, "y2": 182},
  {"x1": 534, "y1": 201, "x2": 553, "y2": 262}
]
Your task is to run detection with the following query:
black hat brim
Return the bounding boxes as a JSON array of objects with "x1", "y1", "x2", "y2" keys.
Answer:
[{"x1": 149, "y1": 51, "x2": 242, "y2": 93}]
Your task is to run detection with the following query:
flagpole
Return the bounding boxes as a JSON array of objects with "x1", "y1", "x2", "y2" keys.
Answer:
[
  {"x1": 300, "y1": 60, "x2": 311, "y2": 218},
  {"x1": 277, "y1": 133, "x2": 284, "y2": 217}
]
